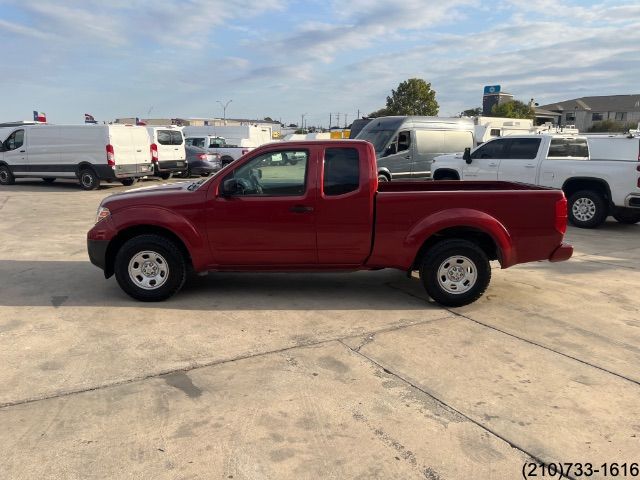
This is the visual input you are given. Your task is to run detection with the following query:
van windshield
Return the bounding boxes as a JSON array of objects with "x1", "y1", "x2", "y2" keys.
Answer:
[{"x1": 357, "y1": 129, "x2": 395, "y2": 153}]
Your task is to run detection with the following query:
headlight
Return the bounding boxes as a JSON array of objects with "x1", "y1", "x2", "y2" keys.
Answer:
[{"x1": 95, "y1": 206, "x2": 110, "y2": 224}]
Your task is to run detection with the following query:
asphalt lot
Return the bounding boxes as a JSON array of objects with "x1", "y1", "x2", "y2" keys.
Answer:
[{"x1": 1, "y1": 178, "x2": 639, "y2": 479}]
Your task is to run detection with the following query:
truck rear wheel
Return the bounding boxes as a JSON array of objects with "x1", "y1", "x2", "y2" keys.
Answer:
[
  {"x1": 568, "y1": 190, "x2": 607, "y2": 228},
  {"x1": 159, "y1": 172, "x2": 171, "y2": 180},
  {"x1": 121, "y1": 178, "x2": 135, "y2": 186},
  {"x1": 0, "y1": 165, "x2": 15, "y2": 185},
  {"x1": 377, "y1": 173, "x2": 390, "y2": 183},
  {"x1": 79, "y1": 168, "x2": 100, "y2": 190},
  {"x1": 114, "y1": 234, "x2": 187, "y2": 301},
  {"x1": 613, "y1": 210, "x2": 640, "y2": 224},
  {"x1": 420, "y1": 239, "x2": 491, "y2": 307}
]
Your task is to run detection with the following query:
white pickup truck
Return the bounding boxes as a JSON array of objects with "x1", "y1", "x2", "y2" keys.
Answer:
[
  {"x1": 431, "y1": 134, "x2": 640, "y2": 228},
  {"x1": 184, "y1": 136, "x2": 250, "y2": 167}
]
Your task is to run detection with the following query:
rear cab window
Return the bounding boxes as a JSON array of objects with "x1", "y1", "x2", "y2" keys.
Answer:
[
  {"x1": 505, "y1": 138, "x2": 541, "y2": 159},
  {"x1": 547, "y1": 138, "x2": 589, "y2": 159},
  {"x1": 323, "y1": 148, "x2": 360, "y2": 196}
]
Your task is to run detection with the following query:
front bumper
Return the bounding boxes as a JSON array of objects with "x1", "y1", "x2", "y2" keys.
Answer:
[
  {"x1": 88, "y1": 238, "x2": 109, "y2": 272},
  {"x1": 549, "y1": 243, "x2": 573, "y2": 263}
]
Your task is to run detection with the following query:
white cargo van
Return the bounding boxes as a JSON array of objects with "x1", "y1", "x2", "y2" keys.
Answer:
[
  {"x1": 354, "y1": 116, "x2": 475, "y2": 181},
  {"x1": 0, "y1": 124, "x2": 153, "y2": 189},
  {"x1": 147, "y1": 126, "x2": 186, "y2": 179}
]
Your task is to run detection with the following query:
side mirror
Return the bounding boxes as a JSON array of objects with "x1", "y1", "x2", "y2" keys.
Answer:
[
  {"x1": 221, "y1": 178, "x2": 243, "y2": 196},
  {"x1": 385, "y1": 143, "x2": 397, "y2": 156},
  {"x1": 463, "y1": 147, "x2": 472, "y2": 164}
]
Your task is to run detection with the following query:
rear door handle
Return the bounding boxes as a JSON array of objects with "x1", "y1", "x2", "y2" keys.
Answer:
[
  {"x1": 525, "y1": 164, "x2": 536, "y2": 168},
  {"x1": 488, "y1": 162, "x2": 497, "y2": 167},
  {"x1": 289, "y1": 205, "x2": 314, "y2": 213},
  {"x1": 19, "y1": 150, "x2": 25, "y2": 153}
]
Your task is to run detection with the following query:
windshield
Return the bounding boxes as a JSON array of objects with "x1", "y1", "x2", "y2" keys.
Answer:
[{"x1": 357, "y1": 129, "x2": 395, "y2": 153}]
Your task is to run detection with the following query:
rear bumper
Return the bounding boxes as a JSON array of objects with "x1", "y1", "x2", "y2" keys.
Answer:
[
  {"x1": 549, "y1": 243, "x2": 573, "y2": 263},
  {"x1": 189, "y1": 160, "x2": 220, "y2": 175},
  {"x1": 87, "y1": 238, "x2": 109, "y2": 272},
  {"x1": 94, "y1": 163, "x2": 153, "y2": 179},
  {"x1": 155, "y1": 160, "x2": 187, "y2": 174}
]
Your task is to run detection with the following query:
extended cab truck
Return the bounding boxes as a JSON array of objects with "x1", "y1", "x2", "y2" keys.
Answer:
[
  {"x1": 432, "y1": 134, "x2": 640, "y2": 228},
  {"x1": 185, "y1": 136, "x2": 250, "y2": 167},
  {"x1": 87, "y1": 140, "x2": 572, "y2": 307}
]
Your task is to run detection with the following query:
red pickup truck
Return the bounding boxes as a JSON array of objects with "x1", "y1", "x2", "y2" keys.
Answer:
[{"x1": 87, "y1": 140, "x2": 572, "y2": 307}]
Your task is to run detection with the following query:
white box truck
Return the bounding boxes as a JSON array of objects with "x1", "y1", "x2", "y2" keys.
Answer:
[{"x1": 0, "y1": 124, "x2": 153, "y2": 189}]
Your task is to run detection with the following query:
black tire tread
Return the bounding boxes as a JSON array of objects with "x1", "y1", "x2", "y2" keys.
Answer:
[{"x1": 0, "y1": 165, "x2": 15, "y2": 185}]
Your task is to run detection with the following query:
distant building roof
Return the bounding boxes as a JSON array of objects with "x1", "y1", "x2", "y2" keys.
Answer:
[
  {"x1": 534, "y1": 108, "x2": 561, "y2": 117},
  {"x1": 540, "y1": 94, "x2": 640, "y2": 112}
]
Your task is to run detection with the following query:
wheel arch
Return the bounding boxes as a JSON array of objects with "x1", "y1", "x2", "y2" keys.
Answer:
[
  {"x1": 406, "y1": 209, "x2": 514, "y2": 269},
  {"x1": 377, "y1": 168, "x2": 392, "y2": 181},
  {"x1": 562, "y1": 177, "x2": 612, "y2": 203},
  {"x1": 432, "y1": 168, "x2": 460, "y2": 180},
  {"x1": 104, "y1": 224, "x2": 193, "y2": 278}
]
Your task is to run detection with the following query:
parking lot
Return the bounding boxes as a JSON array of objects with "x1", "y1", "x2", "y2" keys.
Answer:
[{"x1": 1, "y1": 179, "x2": 639, "y2": 479}]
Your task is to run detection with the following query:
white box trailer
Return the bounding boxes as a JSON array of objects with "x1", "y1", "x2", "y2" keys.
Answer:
[{"x1": 0, "y1": 124, "x2": 153, "y2": 189}]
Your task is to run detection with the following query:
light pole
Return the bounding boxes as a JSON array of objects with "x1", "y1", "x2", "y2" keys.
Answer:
[
  {"x1": 217, "y1": 99, "x2": 232, "y2": 125},
  {"x1": 301, "y1": 113, "x2": 307, "y2": 133}
]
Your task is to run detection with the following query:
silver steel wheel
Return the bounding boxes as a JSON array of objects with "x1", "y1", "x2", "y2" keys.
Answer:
[
  {"x1": 572, "y1": 197, "x2": 596, "y2": 222},
  {"x1": 81, "y1": 172, "x2": 94, "y2": 188},
  {"x1": 128, "y1": 250, "x2": 170, "y2": 290},
  {"x1": 437, "y1": 255, "x2": 477, "y2": 295}
]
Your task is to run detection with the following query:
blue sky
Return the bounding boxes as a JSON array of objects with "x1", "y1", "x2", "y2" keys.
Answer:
[{"x1": 1, "y1": 0, "x2": 639, "y2": 127}]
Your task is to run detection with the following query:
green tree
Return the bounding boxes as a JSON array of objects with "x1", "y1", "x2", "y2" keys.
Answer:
[
  {"x1": 460, "y1": 107, "x2": 482, "y2": 117},
  {"x1": 369, "y1": 78, "x2": 439, "y2": 117},
  {"x1": 490, "y1": 100, "x2": 534, "y2": 119},
  {"x1": 588, "y1": 120, "x2": 636, "y2": 133}
]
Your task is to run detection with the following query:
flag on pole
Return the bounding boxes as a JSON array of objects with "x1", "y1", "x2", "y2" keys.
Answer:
[
  {"x1": 84, "y1": 113, "x2": 98, "y2": 124},
  {"x1": 33, "y1": 111, "x2": 47, "y2": 122},
  {"x1": 135, "y1": 117, "x2": 146, "y2": 126}
]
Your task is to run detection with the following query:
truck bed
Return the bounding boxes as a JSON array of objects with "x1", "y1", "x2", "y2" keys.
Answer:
[{"x1": 378, "y1": 180, "x2": 554, "y2": 192}]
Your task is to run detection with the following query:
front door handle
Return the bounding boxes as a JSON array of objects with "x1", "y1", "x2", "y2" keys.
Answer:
[
  {"x1": 19, "y1": 150, "x2": 25, "y2": 153},
  {"x1": 290, "y1": 205, "x2": 314, "y2": 213},
  {"x1": 525, "y1": 164, "x2": 536, "y2": 168},
  {"x1": 404, "y1": 155, "x2": 410, "y2": 159},
  {"x1": 488, "y1": 162, "x2": 498, "y2": 167}
]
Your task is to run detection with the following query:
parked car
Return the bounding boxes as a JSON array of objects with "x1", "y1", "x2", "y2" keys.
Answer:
[
  {"x1": 147, "y1": 126, "x2": 187, "y2": 180},
  {"x1": 355, "y1": 116, "x2": 475, "y2": 182},
  {"x1": 0, "y1": 124, "x2": 153, "y2": 189},
  {"x1": 185, "y1": 135, "x2": 249, "y2": 167},
  {"x1": 431, "y1": 134, "x2": 640, "y2": 228},
  {"x1": 179, "y1": 145, "x2": 222, "y2": 178},
  {"x1": 88, "y1": 140, "x2": 572, "y2": 307}
]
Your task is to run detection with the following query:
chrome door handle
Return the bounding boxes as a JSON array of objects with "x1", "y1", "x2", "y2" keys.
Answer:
[
  {"x1": 488, "y1": 162, "x2": 497, "y2": 167},
  {"x1": 525, "y1": 164, "x2": 535, "y2": 168}
]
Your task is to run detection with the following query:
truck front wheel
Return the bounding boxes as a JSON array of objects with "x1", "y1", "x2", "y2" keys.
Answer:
[
  {"x1": 0, "y1": 165, "x2": 15, "y2": 185},
  {"x1": 568, "y1": 190, "x2": 607, "y2": 228},
  {"x1": 114, "y1": 234, "x2": 187, "y2": 301},
  {"x1": 420, "y1": 239, "x2": 491, "y2": 307}
]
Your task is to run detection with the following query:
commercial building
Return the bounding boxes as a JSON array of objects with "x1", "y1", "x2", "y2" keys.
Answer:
[{"x1": 538, "y1": 95, "x2": 640, "y2": 132}]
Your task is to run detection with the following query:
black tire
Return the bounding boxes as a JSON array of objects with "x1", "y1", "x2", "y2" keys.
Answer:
[
  {"x1": 159, "y1": 172, "x2": 171, "y2": 180},
  {"x1": 568, "y1": 190, "x2": 607, "y2": 228},
  {"x1": 419, "y1": 239, "x2": 491, "y2": 307},
  {"x1": 79, "y1": 168, "x2": 100, "y2": 190},
  {"x1": 377, "y1": 173, "x2": 390, "y2": 183},
  {"x1": 121, "y1": 178, "x2": 135, "y2": 186},
  {"x1": 42, "y1": 177, "x2": 56, "y2": 184},
  {"x1": 221, "y1": 157, "x2": 234, "y2": 167},
  {"x1": 178, "y1": 168, "x2": 191, "y2": 179},
  {"x1": 613, "y1": 210, "x2": 640, "y2": 224},
  {"x1": 0, "y1": 165, "x2": 15, "y2": 185},
  {"x1": 114, "y1": 234, "x2": 187, "y2": 302},
  {"x1": 200, "y1": 172, "x2": 210, "y2": 177}
]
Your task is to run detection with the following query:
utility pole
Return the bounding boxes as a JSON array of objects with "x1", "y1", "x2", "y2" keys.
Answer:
[
  {"x1": 344, "y1": 114, "x2": 349, "y2": 128},
  {"x1": 301, "y1": 113, "x2": 307, "y2": 133},
  {"x1": 217, "y1": 99, "x2": 232, "y2": 125}
]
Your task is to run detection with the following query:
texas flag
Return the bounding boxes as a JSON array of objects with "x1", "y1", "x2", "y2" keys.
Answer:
[
  {"x1": 33, "y1": 111, "x2": 47, "y2": 122},
  {"x1": 84, "y1": 113, "x2": 98, "y2": 124}
]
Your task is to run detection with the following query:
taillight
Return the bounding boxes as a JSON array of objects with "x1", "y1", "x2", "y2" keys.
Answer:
[
  {"x1": 197, "y1": 153, "x2": 206, "y2": 160},
  {"x1": 150, "y1": 143, "x2": 158, "y2": 163},
  {"x1": 241, "y1": 149, "x2": 249, "y2": 155},
  {"x1": 555, "y1": 197, "x2": 568, "y2": 235},
  {"x1": 106, "y1": 144, "x2": 115, "y2": 166}
]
